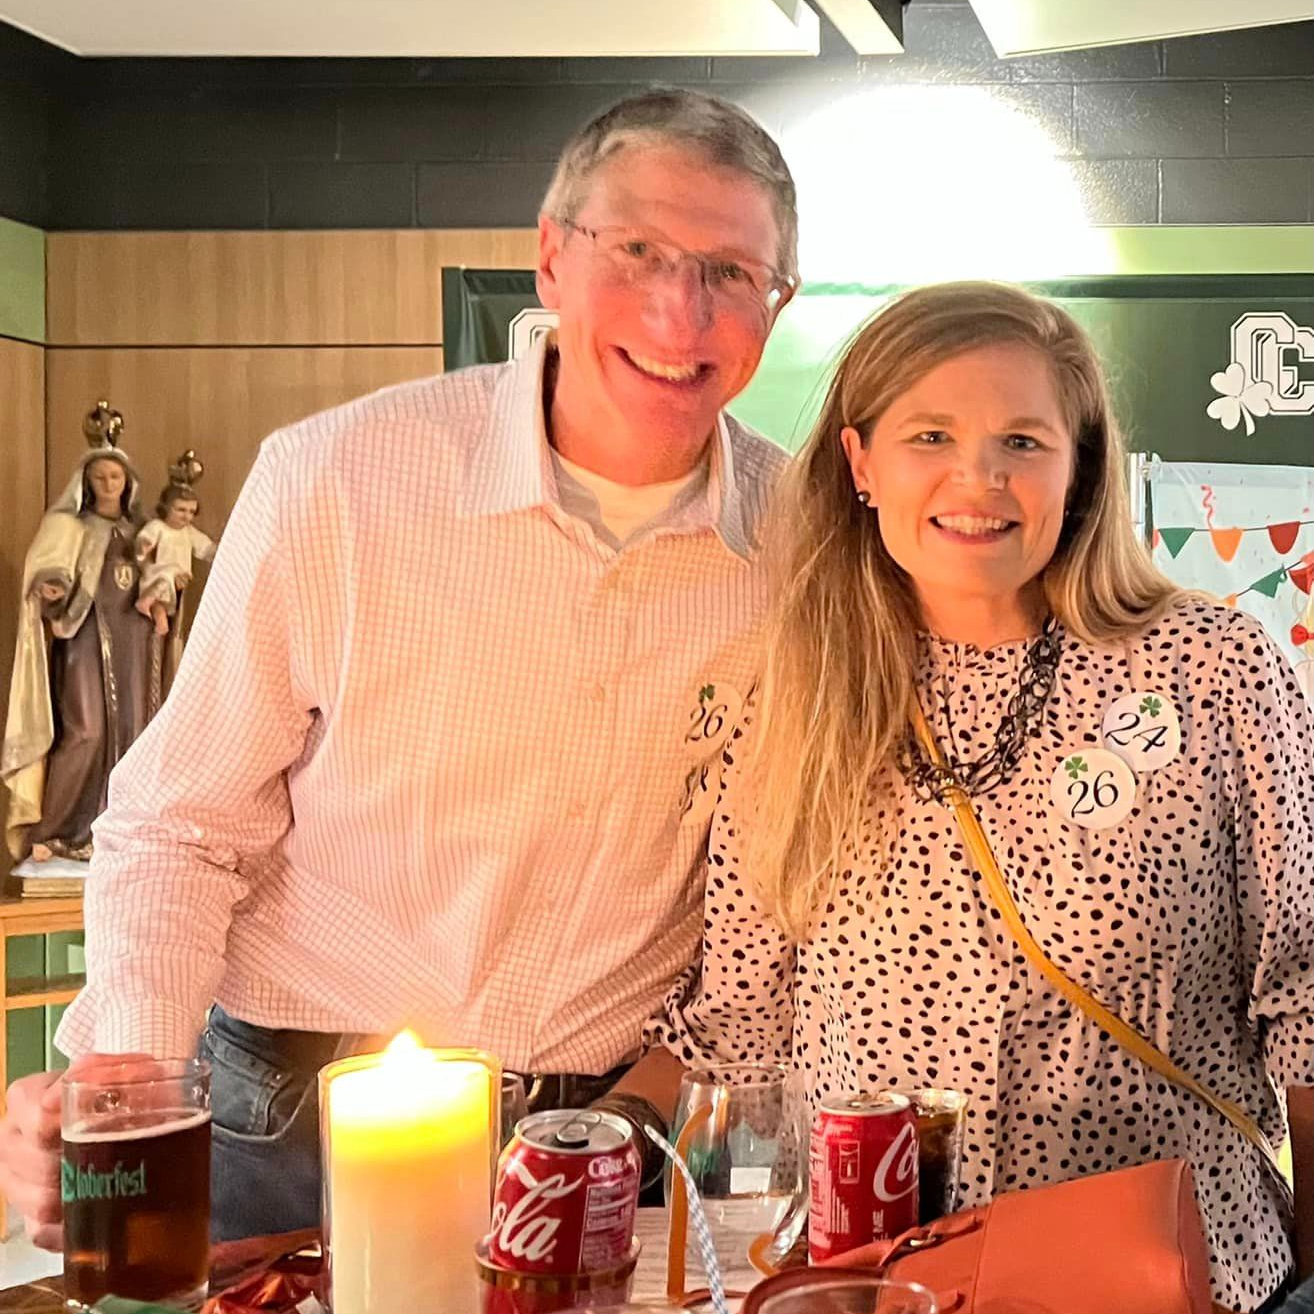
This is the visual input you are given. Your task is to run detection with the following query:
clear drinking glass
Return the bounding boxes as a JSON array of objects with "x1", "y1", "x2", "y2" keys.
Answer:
[
  {"x1": 61, "y1": 1057, "x2": 212, "y2": 1312},
  {"x1": 894, "y1": 1087, "x2": 968, "y2": 1224},
  {"x1": 747, "y1": 1274, "x2": 939, "y2": 1314},
  {"x1": 665, "y1": 1062, "x2": 807, "y2": 1277},
  {"x1": 500, "y1": 1072, "x2": 529, "y2": 1147}
]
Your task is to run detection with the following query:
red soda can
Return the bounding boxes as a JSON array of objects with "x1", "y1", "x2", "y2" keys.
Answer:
[
  {"x1": 808, "y1": 1091, "x2": 919, "y2": 1262},
  {"x1": 488, "y1": 1108, "x2": 641, "y2": 1276}
]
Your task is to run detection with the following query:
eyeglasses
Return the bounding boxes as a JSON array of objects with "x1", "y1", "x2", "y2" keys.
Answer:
[{"x1": 562, "y1": 221, "x2": 795, "y2": 315}]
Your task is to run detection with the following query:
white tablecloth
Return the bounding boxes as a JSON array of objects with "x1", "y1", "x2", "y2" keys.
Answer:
[{"x1": 630, "y1": 1206, "x2": 762, "y2": 1309}]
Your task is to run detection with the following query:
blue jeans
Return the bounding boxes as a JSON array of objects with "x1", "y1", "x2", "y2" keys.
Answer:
[
  {"x1": 1273, "y1": 1276, "x2": 1314, "y2": 1314},
  {"x1": 199, "y1": 1006, "x2": 340, "y2": 1242}
]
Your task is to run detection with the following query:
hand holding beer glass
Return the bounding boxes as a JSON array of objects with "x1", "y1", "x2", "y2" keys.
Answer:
[{"x1": 60, "y1": 1057, "x2": 211, "y2": 1311}]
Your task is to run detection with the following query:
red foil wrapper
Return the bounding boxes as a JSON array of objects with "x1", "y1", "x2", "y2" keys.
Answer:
[
  {"x1": 200, "y1": 1235, "x2": 322, "y2": 1314},
  {"x1": 201, "y1": 1270, "x2": 319, "y2": 1313}
]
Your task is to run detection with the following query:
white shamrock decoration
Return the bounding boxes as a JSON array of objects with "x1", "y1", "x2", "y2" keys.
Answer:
[{"x1": 1206, "y1": 361, "x2": 1273, "y2": 437}]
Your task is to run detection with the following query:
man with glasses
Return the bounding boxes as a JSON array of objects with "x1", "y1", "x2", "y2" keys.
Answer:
[{"x1": 0, "y1": 88, "x2": 798, "y2": 1244}]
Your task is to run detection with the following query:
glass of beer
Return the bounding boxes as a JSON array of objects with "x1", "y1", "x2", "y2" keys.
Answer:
[{"x1": 61, "y1": 1057, "x2": 211, "y2": 1311}]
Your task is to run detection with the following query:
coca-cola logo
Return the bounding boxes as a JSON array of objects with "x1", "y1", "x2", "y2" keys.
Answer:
[
  {"x1": 873, "y1": 1121, "x2": 918, "y2": 1203},
  {"x1": 587, "y1": 1154, "x2": 627, "y2": 1181},
  {"x1": 490, "y1": 1161, "x2": 584, "y2": 1263}
]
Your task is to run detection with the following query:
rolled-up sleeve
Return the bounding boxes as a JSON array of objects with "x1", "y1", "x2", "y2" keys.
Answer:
[
  {"x1": 644, "y1": 713, "x2": 796, "y2": 1066},
  {"x1": 56, "y1": 439, "x2": 314, "y2": 1060},
  {"x1": 1224, "y1": 611, "x2": 1314, "y2": 1091}
]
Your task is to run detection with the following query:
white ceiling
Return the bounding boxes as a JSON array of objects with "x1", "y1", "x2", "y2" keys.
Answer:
[
  {"x1": 0, "y1": 0, "x2": 1304, "y2": 59},
  {"x1": 0, "y1": 0, "x2": 825, "y2": 58},
  {"x1": 969, "y1": 0, "x2": 1312, "y2": 55}
]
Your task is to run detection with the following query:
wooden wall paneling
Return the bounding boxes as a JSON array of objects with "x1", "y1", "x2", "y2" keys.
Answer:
[
  {"x1": 46, "y1": 346, "x2": 444, "y2": 539},
  {"x1": 0, "y1": 337, "x2": 46, "y2": 860},
  {"x1": 46, "y1": 230, "x2": 540, "y2": 347}
]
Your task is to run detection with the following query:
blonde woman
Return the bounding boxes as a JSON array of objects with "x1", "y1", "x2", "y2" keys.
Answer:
[{"x1": 616, "y1": 283, "x2": 1314, "y2": 1313}]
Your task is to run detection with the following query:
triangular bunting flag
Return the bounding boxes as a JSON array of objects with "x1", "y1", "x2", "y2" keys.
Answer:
[
  {"x1": 1291, "y1": 561, "x2": 1314, "y2": 595},
  {"x1": 1158, "y1": 527, "x2": 1194, "y2": 558},
  {"x1": 1152, "y1": 529, "x2": 1161, "y2": 550},
  {"x1": 1251, "y1": 569, "x2": 1286, "y2": 598},
  {"x1": 1269, "y1": 522, "x2": 1302, "y2": 555},
  {"x1": 1224, "y1": 594, "x2": 1239, "y2": 607},
  {"x1": 1211, "y1": 527, "x2": 1244, "y2": 562}
]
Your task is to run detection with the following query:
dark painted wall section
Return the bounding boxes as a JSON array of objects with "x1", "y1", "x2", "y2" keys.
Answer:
[
  {"x1": 1, "y1": 5, "x2": 1311, "y2": 230},
  {"x1": 0, "y1": 21, "x2": 74, "y2": 226}
]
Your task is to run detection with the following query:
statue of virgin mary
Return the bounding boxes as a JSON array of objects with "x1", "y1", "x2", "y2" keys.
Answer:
[{"x1": 3, "y1": 403, "x2": 157, "y2": 863}]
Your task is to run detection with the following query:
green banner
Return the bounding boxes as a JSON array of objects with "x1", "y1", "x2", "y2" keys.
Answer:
[{"x1": 441, "y1": 270, "x2": 1314, "y2": 466}]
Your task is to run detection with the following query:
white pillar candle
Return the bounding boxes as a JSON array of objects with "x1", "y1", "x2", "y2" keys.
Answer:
[{"x1": 322, "y1": 1033, "x2": 496, "y2": 1314}]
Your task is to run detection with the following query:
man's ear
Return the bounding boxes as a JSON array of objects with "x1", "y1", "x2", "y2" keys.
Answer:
[
  {"x1": 536, "y1": 214, "x2": 566, "y2": 311},
  {"x1": 766, "y1": 279, "x2": 799, "y2": 332}
]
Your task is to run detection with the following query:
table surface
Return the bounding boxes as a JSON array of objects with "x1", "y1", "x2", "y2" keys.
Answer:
[{"x1": 0, "y1": 1208, "x2": 762, "y2": 1311}]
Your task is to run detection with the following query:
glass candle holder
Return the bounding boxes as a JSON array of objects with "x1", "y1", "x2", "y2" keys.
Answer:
[{"x1": 319, "y1": 1033, "x2": 501, "y2": 1314}]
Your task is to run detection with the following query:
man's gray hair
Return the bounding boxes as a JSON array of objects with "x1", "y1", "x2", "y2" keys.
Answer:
[{"x1": 542, "y1": 88, "x2": 799, "y2": 284}]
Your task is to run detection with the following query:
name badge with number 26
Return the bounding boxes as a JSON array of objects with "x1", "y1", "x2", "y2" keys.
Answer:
[{"x1": 1050, "y1": 747, "x2": 1138, "y2": 830}]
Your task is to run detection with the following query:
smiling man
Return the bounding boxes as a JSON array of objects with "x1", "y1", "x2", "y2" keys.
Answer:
[{"x1": 0, "y1": 89, "x2": 797, "y2": 1245}]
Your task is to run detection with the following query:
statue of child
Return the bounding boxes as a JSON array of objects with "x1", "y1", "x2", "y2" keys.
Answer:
[{"x1": 135, "y1": 450, "x2": 216, "y2": 637}]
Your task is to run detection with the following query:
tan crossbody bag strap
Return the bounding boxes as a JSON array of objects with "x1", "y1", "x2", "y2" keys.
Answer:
[{"x1": 911, "y1": 701, "x2": 1290, "y2": 1198}]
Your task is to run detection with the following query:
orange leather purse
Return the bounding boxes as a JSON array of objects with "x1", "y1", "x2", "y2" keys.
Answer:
[{"x1": 742, "y1": 1157, "x2": 1215, "y2": 1314}]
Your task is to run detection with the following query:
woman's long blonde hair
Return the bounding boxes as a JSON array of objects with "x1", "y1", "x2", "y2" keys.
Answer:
[{"x1": 748, "y1": 281, "x2": 1182, "y2": 940}]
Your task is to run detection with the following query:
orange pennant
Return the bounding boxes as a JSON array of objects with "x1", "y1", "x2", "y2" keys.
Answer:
[
  {"x1": 1210, "y1": 528, "x2": 1244, "y2": 562},
  {"x1": 1291, "y1": 562, "x2": 1314, "y2": 595},
  {"x1": 1269, "y1": 522, "x2": 1302, "y2": 555},
  {"x1": 1224, "y1": 594, "x2": 1239, "y2": 607}
]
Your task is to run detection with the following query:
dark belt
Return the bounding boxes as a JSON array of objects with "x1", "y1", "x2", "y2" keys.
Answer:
[
  {"x1": 207, "y1": 1006, "x2": 628, "y2": 1112},
  {"x1": 508, "y1": 1063, "x2": 631, "y2": 1114}
]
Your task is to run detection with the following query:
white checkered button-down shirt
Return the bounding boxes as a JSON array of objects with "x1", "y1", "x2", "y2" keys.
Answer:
[{"x1": 56, "y1": 337, "x2": 789, "y2": 1072}]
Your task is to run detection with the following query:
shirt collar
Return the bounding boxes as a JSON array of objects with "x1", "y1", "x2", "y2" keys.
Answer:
[
  {"x1": 459, "y1": 333, "x2": 754, "y2": 563},
  {"x1": 458, "y1": 333, "x2": 559, "y2": 519}
]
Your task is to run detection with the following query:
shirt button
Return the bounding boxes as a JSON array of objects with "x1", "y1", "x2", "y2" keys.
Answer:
[{"x1": 591, "y1": 683, "x2": 606, "y2": 703}]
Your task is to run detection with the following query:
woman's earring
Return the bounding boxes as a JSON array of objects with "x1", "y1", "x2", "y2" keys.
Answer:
[{"x1": 857, "y1": 490, "x2": 871, "y2": 506}]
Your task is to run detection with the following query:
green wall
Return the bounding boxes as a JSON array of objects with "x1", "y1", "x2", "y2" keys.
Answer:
[
  {"x1": 0, "y1": 215, "x2": 44, "y2": 343},
  {"x1": 1093, "y1": 226, "x2": 1314, "y2": 277}
]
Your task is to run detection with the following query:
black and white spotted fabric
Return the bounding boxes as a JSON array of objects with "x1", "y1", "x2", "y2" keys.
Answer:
[{"x1": 648, "y1": 598, "x2": 1314, "y2": 1311}]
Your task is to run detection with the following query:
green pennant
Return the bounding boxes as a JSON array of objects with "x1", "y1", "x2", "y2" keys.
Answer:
[
  {"x1": 1250, "y1": 568, "x2": 1286, "y2": 598},
  {"x1": 1158, "y1": 527, "x2": 1195, "y2": 558}
]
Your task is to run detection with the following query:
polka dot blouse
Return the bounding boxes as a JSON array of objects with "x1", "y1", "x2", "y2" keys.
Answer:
[{"x1": 647, "y1": 599, "x2": 1314, "y2": 1312}]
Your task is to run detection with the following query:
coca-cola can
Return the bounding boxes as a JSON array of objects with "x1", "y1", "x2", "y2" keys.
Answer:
[
  {"x1": 488, "y1": 1108, "x2": 642, "y2": 1276},
  {"x1": 808, "y1": 1091, "x2": 919, "y2": 1262}
]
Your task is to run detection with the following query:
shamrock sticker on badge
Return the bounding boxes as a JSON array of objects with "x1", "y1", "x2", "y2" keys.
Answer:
[
  {"x1": 1050, "y1": 747, "x2": 1137, "y2": 830},
  {"x1": 1103, "y1": 691, "x2": 1183, "y2": 774},
  {"x1": 684, "y1": 680, "x2": 745, "y2": 760}
]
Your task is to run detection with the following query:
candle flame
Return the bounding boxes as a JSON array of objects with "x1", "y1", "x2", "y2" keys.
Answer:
[{"x1": 384, "y1": 1029, "x2": 424, "y2": 1060}]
